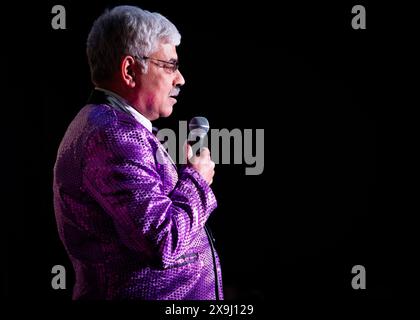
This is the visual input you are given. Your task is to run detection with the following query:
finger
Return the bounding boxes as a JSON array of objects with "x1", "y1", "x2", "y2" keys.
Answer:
[
  {"x1": 200, "y1": 147, "x2": 210, "y2": 158},
  {"x1": 184, "y1": 142, "x2": 193, "y2": 161}
]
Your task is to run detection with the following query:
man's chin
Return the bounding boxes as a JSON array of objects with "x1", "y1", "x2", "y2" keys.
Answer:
[{"x1": 160, "y1": 106, "x2": 174, "y2": 118}]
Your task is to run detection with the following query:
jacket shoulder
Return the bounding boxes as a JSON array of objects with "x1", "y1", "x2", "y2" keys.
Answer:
[
  {"x1": 84, "y1": 103, "x2": 139, "y2": 130},
  {"x1": 83, "y1": 104, "x2": 156, "y2": 152}
]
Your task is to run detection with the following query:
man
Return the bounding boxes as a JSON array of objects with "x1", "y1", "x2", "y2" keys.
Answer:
[{"x1": 53, "y1": 5, "x2": 223, "y2": 300}]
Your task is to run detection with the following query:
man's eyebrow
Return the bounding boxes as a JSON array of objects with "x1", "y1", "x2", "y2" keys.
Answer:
[{"x1": 168, "y1": 58, "x2": 178, "y2": 63}]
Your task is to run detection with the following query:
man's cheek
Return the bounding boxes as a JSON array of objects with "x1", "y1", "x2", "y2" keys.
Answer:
[{"x1": 146, "y1": 94, "x2": 155, "y2": 107}]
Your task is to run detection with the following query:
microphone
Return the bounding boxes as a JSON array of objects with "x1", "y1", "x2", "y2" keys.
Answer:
[{"x1": 188, "y1": 116, "x2": 210, "y2": 156}]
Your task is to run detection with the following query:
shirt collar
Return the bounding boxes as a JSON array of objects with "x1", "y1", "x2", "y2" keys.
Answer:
[{"x1": 95, "y1": 87, "x2": 153, "y2": 133}]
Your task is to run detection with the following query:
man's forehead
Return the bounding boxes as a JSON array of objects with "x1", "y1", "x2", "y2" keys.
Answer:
[{"x1": 153, "y1": 42, "x2": 178, "y2": 59}]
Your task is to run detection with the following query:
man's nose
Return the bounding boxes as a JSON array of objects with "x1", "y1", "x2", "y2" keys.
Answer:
[{"x1": 174, "y1": 69, "x2": 185, "y2": 87}]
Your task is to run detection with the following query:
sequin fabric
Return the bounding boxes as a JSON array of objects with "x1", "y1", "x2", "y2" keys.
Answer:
[{"x1": 53, "y1": 98, "x2": 223, "y2": 300}]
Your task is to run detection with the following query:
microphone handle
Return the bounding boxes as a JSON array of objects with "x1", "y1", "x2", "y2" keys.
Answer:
[{"x1": 187, "y1": 135, "x2": 206, "y2": 156}]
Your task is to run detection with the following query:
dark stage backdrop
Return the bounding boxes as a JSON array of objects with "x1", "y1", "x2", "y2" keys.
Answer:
[{"x1": 3, "y1": 0, "x2": 396, "y2": 305}]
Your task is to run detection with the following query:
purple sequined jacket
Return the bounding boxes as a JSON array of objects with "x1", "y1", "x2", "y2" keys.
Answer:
[{"x1": 53, "y1": 90, "x2": 223, "y2": 300}]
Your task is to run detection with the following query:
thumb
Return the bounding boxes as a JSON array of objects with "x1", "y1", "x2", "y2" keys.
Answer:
[{"x1": 183, "y1": 141, "x2": 193, "y2": 162}]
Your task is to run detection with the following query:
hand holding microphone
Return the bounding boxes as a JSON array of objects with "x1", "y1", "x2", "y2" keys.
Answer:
[{"x1": 186, "y1": 117, "x2": 215, "y2": 185}]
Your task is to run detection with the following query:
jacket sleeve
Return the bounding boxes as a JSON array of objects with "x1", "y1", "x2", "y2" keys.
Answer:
[{"x1": 82, "y1": 122, "x2": 217, "y2": 268}]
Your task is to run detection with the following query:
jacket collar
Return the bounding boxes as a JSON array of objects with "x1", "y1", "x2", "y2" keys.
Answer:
[{"x1": 87, "y1": 88, "x2": 132, "y2": 116}]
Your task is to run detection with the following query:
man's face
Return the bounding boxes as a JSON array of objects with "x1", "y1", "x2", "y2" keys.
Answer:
[{"x1": 136, "y1": 42, "x2": 185, "y2": 120}]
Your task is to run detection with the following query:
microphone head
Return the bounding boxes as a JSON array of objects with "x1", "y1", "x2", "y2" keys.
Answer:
[{"x1": 188, "y1": 116, "x2": 210, "y2": 134}]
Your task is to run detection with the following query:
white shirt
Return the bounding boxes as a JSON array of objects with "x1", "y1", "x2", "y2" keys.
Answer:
[{"x1": 95, "y1": 87, "x2": 153, "y2": 133}]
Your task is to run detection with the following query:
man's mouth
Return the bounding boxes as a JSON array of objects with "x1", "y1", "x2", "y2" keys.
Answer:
[{"x1": 169, "y1": 88, "x2": 180, "y2": 99}]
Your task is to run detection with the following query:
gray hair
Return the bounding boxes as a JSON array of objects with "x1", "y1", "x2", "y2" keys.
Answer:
[{"x1": 86, "y1": 5, "x2": 181, "y2": 85}]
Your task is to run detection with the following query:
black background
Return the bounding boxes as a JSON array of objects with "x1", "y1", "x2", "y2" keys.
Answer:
[{"x1": 2, "y1": 0, "x2": 399, "y2": 306}]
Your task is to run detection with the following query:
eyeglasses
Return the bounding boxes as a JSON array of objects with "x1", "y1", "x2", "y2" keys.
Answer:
[{"x1": 135, "y1": 55, "x2": 179, "y2": 73}]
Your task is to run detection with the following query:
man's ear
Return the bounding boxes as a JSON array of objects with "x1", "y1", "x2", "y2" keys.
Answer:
[{"x1": 121, "y1": 56, "x2": 137, "y2": 88}]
